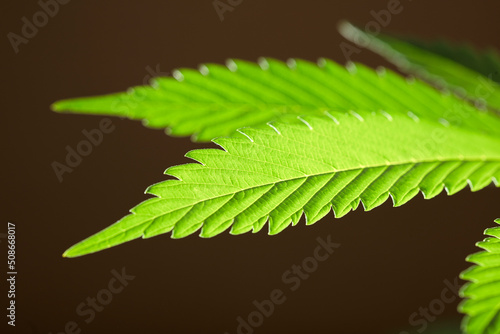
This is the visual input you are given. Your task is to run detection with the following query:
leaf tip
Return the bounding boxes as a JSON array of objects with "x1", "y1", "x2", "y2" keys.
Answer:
[
  {"x1": 336, "y1": 20, "x2": 355, "y2": 36},
  {"x1": 51, "y1": 100, "x2": 66, "y2": 113},
  {"x1": 62, "y1": 245, "x2": 79, "y2": 258}
]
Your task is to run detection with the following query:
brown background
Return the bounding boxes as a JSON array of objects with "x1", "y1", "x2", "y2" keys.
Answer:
[{"x1": 2, "y1": 0, "x2": 500, "y2": 333}]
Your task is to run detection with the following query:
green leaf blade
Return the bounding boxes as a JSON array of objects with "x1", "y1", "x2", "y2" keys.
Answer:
[
  {"x1": 338, "y1": 21, "x2": 500, "y2": 112},
  {"x1": 460, "y1": 219, "x2": 500, "y2": 333},
  {"x1": 53, "y1": 57, "x2": 500, "y2": 141},
  {"x1": 63, "y1": 109, "x2": 500, "y2": 257}
]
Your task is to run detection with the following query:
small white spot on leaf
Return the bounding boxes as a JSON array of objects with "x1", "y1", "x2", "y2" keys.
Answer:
[
  {"x1": 172, "y1": 70, "x2": 184, "y2": 82},
  {"x1": 349, "y1": 110, "x2": 364, "y2": 122},
  {"x1": 297, "y1": 116, "x2": 313, "y2": 130}
]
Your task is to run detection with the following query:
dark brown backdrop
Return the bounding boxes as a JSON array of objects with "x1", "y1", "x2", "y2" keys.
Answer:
[{"x1": 2, "y1": 1, "x2": 500, "y2": 333}]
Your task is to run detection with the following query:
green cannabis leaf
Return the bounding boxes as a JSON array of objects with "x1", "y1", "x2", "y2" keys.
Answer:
[
  {"x1": 460, "y1": 219, "x2": 500, "y2": 333},
  {"x1": 52, "y1": 58, "x2": 497, "y2": 142},
  {"x1": 55, "y1": 20, "x2": 500, "y2": 334},
  {"x1": 63, "y1": 104, "x2": 500, "y2": 257},
  {"x1": 338, "y1": 21, "x2": 500, "y2": 112}
]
